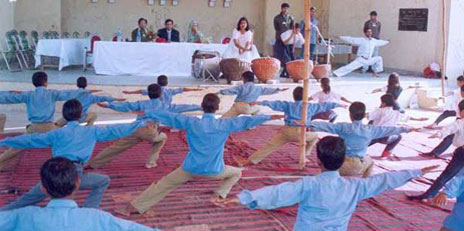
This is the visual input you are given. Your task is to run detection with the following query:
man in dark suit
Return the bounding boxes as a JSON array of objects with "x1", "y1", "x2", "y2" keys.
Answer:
[{"x1": 157, "y1": 19, "x2": 180, "y2": 42}]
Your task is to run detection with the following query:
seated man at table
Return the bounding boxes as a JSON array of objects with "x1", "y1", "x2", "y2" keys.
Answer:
[
  {"x1": 157, "y1": 19, "x2": 180, "y2": 42},
  {"x1": 132, "y1": 17, "x2": 153, "y2": 42}
]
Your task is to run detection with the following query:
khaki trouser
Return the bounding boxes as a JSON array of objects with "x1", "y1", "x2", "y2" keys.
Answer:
[
  {"x1": 440, "y1": 228, "x2": 454, "y2": 231},
  {"x1": 339, "y1": 156, "x2": 374, "y2": 178},
  {"x1": 222, "y1": 102, "x2": 260, "y2": 118},
  {"x1": 131, "y1": 165, "x2": 242, "y2": 214},
  {"x1": 249, "y1": 126, "x2": 318, "y2": 164},
  {"x1": 0, "y1": 123, "x2": 57, "y2": 170},
  {"x1": 55, "y1": 112, "x2": 98, "y2": 127},
  {"x1": 0, "y1": 114, "x2": 6, "y2": 133},
  {"x1": 88, "y1": 125, "x2": 167, "y2": 168}
]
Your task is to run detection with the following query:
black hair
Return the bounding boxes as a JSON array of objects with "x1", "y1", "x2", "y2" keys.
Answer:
[
  {"x1": 236, "y1": 17, "x2": 250, "y2": 31},
  {"x1": 310, "y1": 6, "x2": 317, "y2": 11},
  {"x1": 387, "y1": 73, "x2": 400, "y2": 93},
  {"x1": 457, "y1": 75, "x2": 464, "y2": 82},
  {"x1": 292, "y1": 23, "x2": 301, "y2": 29},
  {"x1": 242, "y1": 71, "x2": 255, "y2": 83},
  {"x1": 459, "y1": 100, "x2": 464, "y2": 112},
  {"x1": 157, "y1": 75, "x2": 168, "y2": 87},
  {"x1": 320, "y1": 78, "x2": 331, "y2": 94},
  {"x1": 63, "y1": 99, "x2": 82, "y2": 122},
  {"x1": 165, "y1": 19, "x2": 174, "y2": 24},
  {"x1": 370, "y1": 11, "x2": 378, "y2": 16},
  {"x1": 32, "y1": 71, "x2": 48, "y2": 87},
  {"x1": 76, "y1": 76, "x2": 87, "y2": 89},
  {"x1": 381, "y1": 94, "x2": 395, "y2": 107},
  {"x1": 363, "y1": 27, "x2": 372, "y2": 34},
  {"x1": 316, "y1": 136, "x2": 346, "y2": 171},
  {"x1": 148, "y1": 84, "x2": 162, "y2": 99},
  {"x1": 293, "y1": 87, "x2": 303, "y2": 101},
  {"x1": 281, "y1": 3, "x2": 290, "y2": 8},
  {"x1": 349, "y1": 102, "x2": 366, "y2": 121},
  {"x1": 40, "y1": 157, "x2": 79, "y2": 199},
  {"x1": 138, "y1": 18, "x2": 148, "y2": 25},
  {"x1": 202, "y1": 93, "x2": 220, "y2": 113}
]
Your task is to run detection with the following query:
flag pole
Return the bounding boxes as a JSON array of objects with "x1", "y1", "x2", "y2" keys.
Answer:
[
  {"x1": 299, "y1": 0, "x2": 313, "y2": 170},
  {"x1": 440, "y1": 0, "x2": 447, "y2": 100}
]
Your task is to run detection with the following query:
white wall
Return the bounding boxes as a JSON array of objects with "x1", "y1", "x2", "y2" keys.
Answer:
[
  {"x1": 445, "y1": 0, "x2": 464, "y2": 83},
  {"x1": 0, "y1": 0, "x2": 15, "y2": 49},
  {"x1": 328, "y1": 0, "x2": 448, "y2": 74},
  {"x1": 13, "y1": 0, "x2": 61, "y2": 34}
]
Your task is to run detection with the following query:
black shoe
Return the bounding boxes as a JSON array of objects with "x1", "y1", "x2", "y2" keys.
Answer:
[
  {"x1": 407, "y1": 193, "x2": 431, "y2": 201},
  {"x1": 419, "y1": 152, "x2": 438, "y2": 159}
]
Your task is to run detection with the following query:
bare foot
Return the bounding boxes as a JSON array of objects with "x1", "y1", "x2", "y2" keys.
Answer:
[
  {"x1": 145, "y1": 163, "x2": 158, "y2": 169},
  {"x1": 424, "y1": 124, "x2": 438, "y2": 129},
  {"x1": 83, "y1": 164, "x2": 96, "y2": 170},
  {"x1": 233, "y1": 155, "x2": 250, "y2": 167},
  {"x1": 211, "y1": 196, "x2": 227, "y2": 208},
  {"x1": 114, "y1": 204, "x2": 138, "y2": 217},
  {"x1": 142, "y1": 210, "x2": 157, "y2": 218}
]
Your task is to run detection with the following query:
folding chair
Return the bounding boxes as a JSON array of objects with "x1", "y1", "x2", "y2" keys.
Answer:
[
  {"x1": 3, "y1": 31, "x2": 24, "y2": 71},
  {"x1": 42, "y1": 31, "x2": 51, "y2": 39},
  {"x1": 18, "y1": 31, "x2": 35, "y2": 68},
  {"x1": 83, "y1": 35, "x2": 101, "y2": 71},
  {"x1": 73, "y1": 32, "x2": 80, "y2": 38},
  {"x1": 30, "y1": 30, "x2": 39, "y2": 49},
  {"x1": 50, "y1": 31, "x2": 59, "y2": 39},
  {"x1": 61, "y1": 32, "x2": 70, "y2": 39}
]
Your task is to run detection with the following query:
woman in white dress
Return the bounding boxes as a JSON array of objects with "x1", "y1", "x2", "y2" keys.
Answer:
[{"x1": 222, "y1": 17, "x2": 260, "y2": 62}]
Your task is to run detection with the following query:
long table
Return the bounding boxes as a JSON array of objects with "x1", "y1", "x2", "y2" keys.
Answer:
[
  {"x1": 34, "y1": 39, "x2": 90, "y2": 70},
  {"x1": 93, "y1": 41, "x2": 231, "y2": 76}
]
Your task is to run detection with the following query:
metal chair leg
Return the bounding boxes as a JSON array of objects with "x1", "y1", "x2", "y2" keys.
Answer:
[{"x1": 1, "y1": 52, "x2": 11, "y2": 71}]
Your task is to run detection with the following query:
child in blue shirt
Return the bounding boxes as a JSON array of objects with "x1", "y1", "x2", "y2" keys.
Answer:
[
  {"x1": 0, "y1": 157, "x2": 158, "y2": 231},
  {"x1": 218, "y1": 136, "x2": 437, "y2": 231}
]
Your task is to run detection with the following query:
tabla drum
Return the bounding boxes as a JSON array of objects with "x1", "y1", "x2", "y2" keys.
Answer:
[
  {"x1": 220, "y1": 58, "x2": 252, "y2": 84},
  {"x1": 286, "y1": 59, "x2": 314, "y2": 83},
  {"x1": 192, "y1": 50, "x2": 221, "y2": 80},
  {"x1": 252, "y1": 57, "x2": 281, "y2": 83},
  {"x1": 312, "y1": 64, "x2": 332, "y2": 80}
]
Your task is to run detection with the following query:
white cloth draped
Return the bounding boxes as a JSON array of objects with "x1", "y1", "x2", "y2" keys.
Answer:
[{"x1": 34, "y1": 39, "x2": 90, "y2": 70}]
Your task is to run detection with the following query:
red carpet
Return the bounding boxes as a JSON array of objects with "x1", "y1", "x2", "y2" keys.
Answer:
[{"x1": 0, "y1": 126, "x2": 453, "y2": 230}]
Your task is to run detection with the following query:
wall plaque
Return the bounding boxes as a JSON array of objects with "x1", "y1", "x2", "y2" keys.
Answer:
[{"x1": 398, "y1": 8, "x2": 428, "y2": 32}]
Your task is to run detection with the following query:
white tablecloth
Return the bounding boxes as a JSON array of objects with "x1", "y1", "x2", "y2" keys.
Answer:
[
  {"x1": 93, "y1": 42, "x2": 233, "y2": 76},
  {"x1": 34, "y1": 39, "x2": 90, "y2": 71}
]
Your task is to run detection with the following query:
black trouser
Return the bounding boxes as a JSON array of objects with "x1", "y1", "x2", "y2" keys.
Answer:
[
  {"x1": 434, "y1": 110, "x2": 457, "y2": 125},
  {"x1": 428, "y1": 134, "x2": 454, "y2": 157},
  {"x1": 274, "y1": 40, "x2": 292, "y2": 77},
  {"x1": 412, "y1": 151, "x2": 464, "y2": 199}
]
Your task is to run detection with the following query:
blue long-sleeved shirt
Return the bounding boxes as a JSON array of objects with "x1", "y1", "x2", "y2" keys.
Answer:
[
  {"x1": 300, "y1": 17, "x2": 318, "y2": 44},
  {"x1": 307, "y1": 120, "x2": 409, "y2": 158},
  {"x1": 75, "y1": 88, "x2": 115, "y2": 122},
  {"x1": 141, "y1": 87, "x2": 183, "y2": 105},
  {"x1": 260, "y1": 100, "x2": 339, "y2": 126},
  {"x1": 106, "y1": 99, "x2": 201, "y2": 120},
  {"x1": 145, "y1": 111, "x2": 272, "y2": 175},
  {"x1": 0, "y1": 87, "x2": 84, "y2": 123},
  {"x1": 443, "y1": 172, "x2": 464, "y2": 231},
  {"x1": 0, "y1": 121, "x2": 143, "y2": 163},
  {"x1": 219, "y1": 82, "x2": 280, "y2": 103},
  {"x1": 0, "y1": 199, "x2": 159, "y2": 231},
  {"x1": 239, "y1": 170, "x2": 421, "y2": 231}
]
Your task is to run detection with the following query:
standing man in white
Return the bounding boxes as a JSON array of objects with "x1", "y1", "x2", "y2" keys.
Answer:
[{"x1": 333, "y1": 28, "x2": 389, "y2": 77}]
